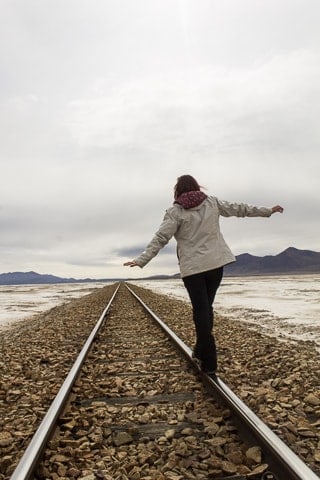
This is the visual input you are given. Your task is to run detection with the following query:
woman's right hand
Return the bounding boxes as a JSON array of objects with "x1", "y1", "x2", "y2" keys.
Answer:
[{"x1": 123, "y1": 260, "x2": 140, "y2": 267}]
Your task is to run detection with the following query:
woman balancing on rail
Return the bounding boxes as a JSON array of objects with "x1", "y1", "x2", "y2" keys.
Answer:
[{"x1": 124, "y1": 175, "x2": 284, "y2": 375}]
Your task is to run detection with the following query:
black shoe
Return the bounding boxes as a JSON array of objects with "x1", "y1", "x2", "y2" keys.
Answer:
[
  {"x1": 203, "y1": 368, "x2": 217, "y2": 380},
  {"x1": 201, "y1": 365, "x2": 217, "y2": 375},
  {"x1": 191, "y1": 351, "x2": 202, "y2": 369}
]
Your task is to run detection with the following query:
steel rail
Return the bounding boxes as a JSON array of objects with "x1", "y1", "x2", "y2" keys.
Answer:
[
  {"x1": 10, "y1": 283, "x2": 120, "y2": 480},
  {"x1": 126, "y1": 283, "x2": 319, "y2": 480}
]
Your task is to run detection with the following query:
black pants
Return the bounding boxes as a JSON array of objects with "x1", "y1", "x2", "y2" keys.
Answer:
[{"x1": 183, "y1": 267, "x2": 223, "y2": 371}]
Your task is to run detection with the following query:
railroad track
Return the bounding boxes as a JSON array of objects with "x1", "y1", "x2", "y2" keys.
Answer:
[{"x1": 9, "y1": 283, "x2": 319, "y2": 480}]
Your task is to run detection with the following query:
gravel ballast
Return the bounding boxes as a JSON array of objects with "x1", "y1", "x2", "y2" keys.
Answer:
[{"x1": 0, "y1": 282, "x2": 319, "y2": 478}]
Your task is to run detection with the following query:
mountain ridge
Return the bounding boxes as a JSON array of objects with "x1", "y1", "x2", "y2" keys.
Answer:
[
  {"x1": 224, "y1": 247, "x2": 320, "y2": 276},
  {"x1": 1, "y1": 247, "x2": 320, "y2": 285}
]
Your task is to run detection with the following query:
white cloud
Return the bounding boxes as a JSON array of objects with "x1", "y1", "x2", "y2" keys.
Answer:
[
  {"x1": 66, "y1": 49, "x2": 320, "y2": 158},
  {"x1": 0, "y1": 1, "x2": 319, "y2": 277}
]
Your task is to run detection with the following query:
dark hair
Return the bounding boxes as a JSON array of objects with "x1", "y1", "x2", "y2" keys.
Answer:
[{"x1": 174, "y1": 175, "x2": 201, "y2": 199}]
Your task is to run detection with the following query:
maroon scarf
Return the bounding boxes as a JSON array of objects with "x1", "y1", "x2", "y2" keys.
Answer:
[{"x1": 175, "y1": 191, "x2": 207, "y2": 209}]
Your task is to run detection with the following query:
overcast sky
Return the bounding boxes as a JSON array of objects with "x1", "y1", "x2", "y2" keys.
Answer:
[{"x1": 1, "y1": 0, "x2": 319, "y2": 279}]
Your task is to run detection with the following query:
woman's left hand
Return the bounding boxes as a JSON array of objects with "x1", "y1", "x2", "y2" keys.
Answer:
[{"x1": 271, "y1": 205, "x2": 284, "y2": 213}]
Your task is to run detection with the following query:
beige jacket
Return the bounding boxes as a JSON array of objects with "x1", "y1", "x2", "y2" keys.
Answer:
[{"x1": 135, "y1": 196, "x2": 272, "y2": 278}]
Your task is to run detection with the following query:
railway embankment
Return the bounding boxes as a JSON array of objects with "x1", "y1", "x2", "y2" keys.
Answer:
[
  {"x1": 0, "y1": 282, "x2": 319, "y2": 478},
  {"x1": 128, "y1": 283, "x2": 320, "y2": 474}
]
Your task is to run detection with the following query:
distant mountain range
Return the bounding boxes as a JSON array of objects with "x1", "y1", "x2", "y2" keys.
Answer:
[
  {"x1": 0, "y1": 271, "x2": 88, "y2": 285},
  {"x1": 1, "y1": 247, "x2": 320, "y2": 285},
  {"x1": 224, "y1": 247, "x2": 320, "y2": 276}
]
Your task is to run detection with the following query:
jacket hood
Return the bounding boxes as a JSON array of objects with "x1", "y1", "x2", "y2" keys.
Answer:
[{"x1": 175, "y1": 191, "x2": 207, "y2": 209}]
